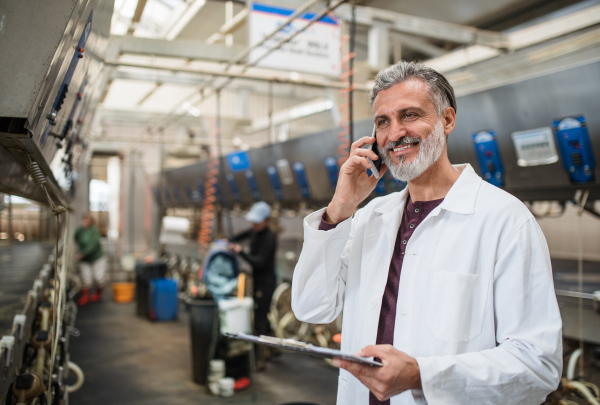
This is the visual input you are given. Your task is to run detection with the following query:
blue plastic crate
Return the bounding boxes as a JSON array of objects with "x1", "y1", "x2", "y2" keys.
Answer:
[{"x1": 149, "y1": 278, "x2": 178, "y2": 321}]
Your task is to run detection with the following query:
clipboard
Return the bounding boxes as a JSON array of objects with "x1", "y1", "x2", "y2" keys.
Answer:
[{"x1": 225, "y1": 333, "x2": 383, "y2": 367}]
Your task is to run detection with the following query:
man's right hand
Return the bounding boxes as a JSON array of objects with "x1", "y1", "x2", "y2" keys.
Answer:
[{"x1": 325, "y1": 137, "x2": 387, "y2": 223}]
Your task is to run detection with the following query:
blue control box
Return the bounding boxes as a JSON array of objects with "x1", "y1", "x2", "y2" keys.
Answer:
[
  {"x1": 266, "y1": 166, "x2": 284, "y2": 200},
  {"x1": 323, "y1": 157, "x2": 339, "y2": 191},
  {"x1": 472, "y1": 131, "x2": 504, "y2": 187},
  {"x1": 226, "y1": 173, "x2": 241, "y2": 202},
  {"x1": 226, "y1": 151, "x2": 251, "y2": 172},
  {"x1": 552, "y1": 116, "x2": 595, "y2": 183},
  {"x1": 293, "y1": 162, "x2": 311, "y2": 199},
  {"x1": 245, "y1": 170, "x2": 261, "y2": 201}
]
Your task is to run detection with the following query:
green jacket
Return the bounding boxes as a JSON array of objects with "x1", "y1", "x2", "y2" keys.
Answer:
[{"x1": 74, "y1": 225, "x2": 104, "y2": 263}]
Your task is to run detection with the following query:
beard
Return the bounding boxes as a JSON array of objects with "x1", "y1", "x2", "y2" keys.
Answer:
[{"x1": 381, "y1": 120, "x2": 446, "y2": 182}]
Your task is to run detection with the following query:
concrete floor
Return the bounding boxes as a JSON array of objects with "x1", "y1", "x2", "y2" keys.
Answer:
[{"x1": 69, "y1": 294, "x2": 339, "y2": 405}]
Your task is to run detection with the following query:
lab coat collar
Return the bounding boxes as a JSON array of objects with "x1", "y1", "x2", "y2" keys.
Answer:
[{"x1": 374, "y1": 163, "x2": 481, "y2": 216}]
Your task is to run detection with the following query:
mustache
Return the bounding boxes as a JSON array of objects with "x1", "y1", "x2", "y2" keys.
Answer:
[{"x1": 384, "y1": 136, "x2": 421, "y2": 150}]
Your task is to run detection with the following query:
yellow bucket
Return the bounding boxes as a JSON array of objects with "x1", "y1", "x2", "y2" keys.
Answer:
[{"x1": 112, "y1": 282, "x2": 135, "y2": 303}]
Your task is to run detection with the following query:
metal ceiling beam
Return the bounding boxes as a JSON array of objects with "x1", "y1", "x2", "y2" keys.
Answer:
[
  {"x1": 392, "y1": 33, "x2": 448, "y2": 58},
  {"x1": 127, "y1": 0, "x2": 149, "y2": 35},
  {"x1": 163, "y1": 0, "x2": 207, "y2": 40},
  {"x1": 339, "y1": 5, "x2": 508, "y2": 48},
  {"x1": 206, "y1": 8, "x2": 249, "y2": 44},
  {"x1": 104, "y1": 60, "x2": 371, "y2": 91},
  {"x1": 107, "y1": 35, "x2": 244, "y2": 62},
  {"x1": 110, "y1": 69, "x2": 206, "y2": 86},
  {"x1": 427, "y1": 3, "x2": 600, "y2": 73}
]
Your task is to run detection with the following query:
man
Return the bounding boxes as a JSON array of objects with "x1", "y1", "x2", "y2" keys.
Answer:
[
  {"x1": 291, "y1": 61, "x2": 562, "y2": 404},
  {"x1": 75, "y1": 213, "x2": 106, "y2": 305},
  {"x1": 229, "y1": 201, "x2": 278, "y2": 337}
]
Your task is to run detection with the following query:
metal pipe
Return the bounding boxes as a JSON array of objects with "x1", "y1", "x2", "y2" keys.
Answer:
[{"x1": 149, "y1": 0, "x2": 350, "y2": 132}]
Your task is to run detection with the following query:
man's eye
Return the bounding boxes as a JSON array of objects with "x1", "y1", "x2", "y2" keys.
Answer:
[
  {"x1": 404, "y1": 113, "x2": 416, "y2": 118},
  {"x1": 377, "y1": 120, "x2": 388, "y2": 127}
]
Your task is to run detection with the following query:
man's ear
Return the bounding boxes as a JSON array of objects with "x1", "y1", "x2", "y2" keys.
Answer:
[{"x1": 442, "y1": 107, "x2": 456, "y2": 136}]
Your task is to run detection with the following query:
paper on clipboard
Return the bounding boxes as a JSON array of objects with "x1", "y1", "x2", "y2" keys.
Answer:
[{"x1": 226, "y1": 333, "x2": 383, "y2": 367}]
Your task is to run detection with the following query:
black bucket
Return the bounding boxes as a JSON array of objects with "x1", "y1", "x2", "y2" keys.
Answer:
[
  {"x1": 188, "y1": 298, "x2": 218, "y2": 385},
  {"x1": 135, "y1": 261, "x2": 167, "y2": 319}
]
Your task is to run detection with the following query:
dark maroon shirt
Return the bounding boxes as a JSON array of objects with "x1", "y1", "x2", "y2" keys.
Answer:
[{"x1": 320, "y1": 196, "x2": 444, "y2": 405}]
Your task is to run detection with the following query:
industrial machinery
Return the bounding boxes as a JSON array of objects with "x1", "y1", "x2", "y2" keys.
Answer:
[
  {"x1": 0, "y1": 0, "x2": 113, "y2": 203},
  {"x1": 0, "y1": 1, "x2": 112, "y2": 403},
  {"x1": 155, "y1": 61, "x2": 600, "y2": 209}
]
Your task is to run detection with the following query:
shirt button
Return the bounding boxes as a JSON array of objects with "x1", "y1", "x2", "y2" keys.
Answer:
[
  {"x1": 402, "y1": 240, "x2": 407, "y2": 245},
  {"x1": 415, "y1": 208, "x2": 420, "y2": 213},
  {"x1": 409, "y1": 223, "x2": 415, "y2": 229},
  {"x1": 371, "y1": 301, "x2": 376, "y2": 308}
]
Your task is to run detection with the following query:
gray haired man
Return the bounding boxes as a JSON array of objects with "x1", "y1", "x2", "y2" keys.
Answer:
[{"x1": 291, "y1": 61, "x2": 562, "y2": 404}]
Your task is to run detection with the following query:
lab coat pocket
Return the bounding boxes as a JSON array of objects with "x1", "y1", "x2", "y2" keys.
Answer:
[
  {"x1": 427, "y1": 271, "x2": 490, "y2": 343},
  {"x1": 336, "y1": 375, "x2": 348, "y2": 405}
]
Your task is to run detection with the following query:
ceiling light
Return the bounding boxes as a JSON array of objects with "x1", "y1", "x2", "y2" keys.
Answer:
[{"x1": 181, "y1": 101, "x2": 200, "y2": 117}]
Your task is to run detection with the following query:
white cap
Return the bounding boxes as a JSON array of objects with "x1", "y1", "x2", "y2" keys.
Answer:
[{"x1": 245, "y1": 201, "x2": 271, "y2": 224}]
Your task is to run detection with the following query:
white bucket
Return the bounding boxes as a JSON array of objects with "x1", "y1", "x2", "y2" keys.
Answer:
[
  {"x1": 218, "y1": 297, "x2": 254, "y2": 335},
  {"x1": 219, "y1": 377, "x2": 235, "y2": 397}
]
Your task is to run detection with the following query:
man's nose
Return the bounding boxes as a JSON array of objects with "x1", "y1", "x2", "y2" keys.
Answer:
[{"x1": 386, "y1": 120, "x2": 408, "y2": 144}]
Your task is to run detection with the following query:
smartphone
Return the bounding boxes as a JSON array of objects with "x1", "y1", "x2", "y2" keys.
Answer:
[{"x1": 366, "y1": 125, "x2": 383, "y2": 179}]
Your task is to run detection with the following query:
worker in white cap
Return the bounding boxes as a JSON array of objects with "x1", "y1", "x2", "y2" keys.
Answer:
[{"x1": 229, "y1": 201, "x2": 278, "y2": 341}]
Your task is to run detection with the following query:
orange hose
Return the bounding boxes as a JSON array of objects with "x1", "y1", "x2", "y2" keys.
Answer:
[
  {"x1": 337, "y1": 33, "x2": 356, "y2": 166},
  {"x1": 197, "y1": 117, "x2": 220, "y2": 278}
]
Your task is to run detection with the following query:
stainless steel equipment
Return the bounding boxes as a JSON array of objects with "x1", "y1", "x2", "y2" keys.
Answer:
[
  {"x1": 157, "y1": 60, "x2": 600, "y2": 208},
  {"x1": 0, "y1": 0, "x2": 114, "y2": 203}
]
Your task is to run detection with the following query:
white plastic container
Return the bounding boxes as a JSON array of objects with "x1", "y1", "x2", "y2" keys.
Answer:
[
  {"x1": 218, "y1": 297, "x2": 254, "y2": 335},
  {"x1": 209, "y1": 360, "x2": 225, "y2": 379},
  {"x1": 219, "y1": 377, "x2": 235, "y2": 397}
]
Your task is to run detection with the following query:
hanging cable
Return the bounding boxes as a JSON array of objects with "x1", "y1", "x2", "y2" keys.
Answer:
[
  {"x1": 197, "y1": 117, "x2": 220, "y2": 271},
  {"x1": 337, "y1": 6, "x2": 356, "y2": 166},
  {"x1": 215, "y1": 90, "x2": 234, "y2": 239}
]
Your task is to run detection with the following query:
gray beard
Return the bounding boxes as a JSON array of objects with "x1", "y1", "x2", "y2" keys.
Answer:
[{"x1": 382, "y1": 120, "x2": 446, "y2": 182}]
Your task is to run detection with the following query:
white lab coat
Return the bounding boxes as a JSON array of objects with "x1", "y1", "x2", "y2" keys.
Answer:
[{"x1": 292, "y1": 164, "x2": 562, "y2": 405}]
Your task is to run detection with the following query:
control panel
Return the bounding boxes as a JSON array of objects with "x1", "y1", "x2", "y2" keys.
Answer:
[
  {"x1": 183, "y1": 181, "x2": 196, "y2": 203},
  {"x1": 245, "y1": 170, "x2": 261, "y2": 201},
  {"x1": 266, "y1": 166, "x2": 284, "y2": 200},
  {"x1": 163, "y1": 186, "x2": 172, "y2": 205},
  {"x1": 472, "y1": 131, "x2": 504, "y2": 187},
  {"x1": 196, "y1": 179, "x2": 205, "y2": 201},
  {"x1": 323, "y1": 156, "x2": 339, "y2": 191},
  {"x1": 42, "y1": 12, "x2": 93, "y2": 145},
  {"x1": 226, "y1": 173, "x2": 241, "y2": 203},
  {"x1": 293, "y1": 162, "x2": 311, "y2": 199},
  {"x1": 552, "y1": 116, "x2": 596, "y2": 183},
  {"x1": 56, "y1": 75, "x2": 87, "y2": 149},
  {"x1": 172, "y1": 185, "x2": 183, "y2": 205}
]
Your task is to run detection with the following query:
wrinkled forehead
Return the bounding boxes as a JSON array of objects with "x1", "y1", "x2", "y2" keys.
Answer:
[{"x1": 372, "y1": 79, "x2": 435, "y2": 114}]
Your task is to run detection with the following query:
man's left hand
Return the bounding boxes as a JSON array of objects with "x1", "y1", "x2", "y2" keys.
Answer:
[{"x1": 332, "y1": 345, "x2": 422, "y2": 401}]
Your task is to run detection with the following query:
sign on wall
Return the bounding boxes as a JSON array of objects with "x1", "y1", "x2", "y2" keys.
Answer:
[{"x1": 249, "y1": 3, "x2": 341, "y2": 77}]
